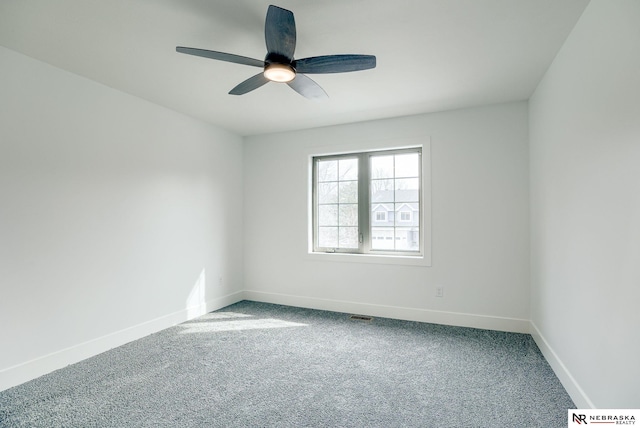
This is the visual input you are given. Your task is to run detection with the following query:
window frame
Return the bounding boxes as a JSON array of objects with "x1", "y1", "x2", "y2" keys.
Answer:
[
  {"x1": 312, "y1": 153, "x2": 361, "y2": 252},
  {"x1": 312, "y1": 147, "x2": 423, "y2": 257}
]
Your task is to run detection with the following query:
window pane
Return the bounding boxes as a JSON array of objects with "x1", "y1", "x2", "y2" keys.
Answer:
[
  {"x1": 338, "y1": 227, "x2": 358, "y2": 248},
  {"x1": 318, "y1": 205, "x2": 338, "y2": 226},
  {"x1": 339, "y1": 181, "x2": 358, "y2": 203},
  {"x1": 315, "y1": 156, "x2": 359, "y2": 251},
  {"x1": 318, "y1": 182, "x2": 337, "y2": 204},
  {"x1": 371, "y1": 155, "x2": 393, "y2": 179},
  {"x1": 395, "y1": 153, "x2": 420, "y2": 178},
  {"x1": 339, "y1": 158, "x2": 358, "y2": 180},
  {"x1": 317, "y1": 160, "x2": 337, "y2": 182},
  {"x1": 318, "y1": 227, "x2": 338, "y2": 248},
  {"x1": 395, "y1": 178, "x2": 419, "y2": 202},
  {"x1": 339, "y1": 204, "x2": 358, "y2": 226},
  {"x1": 369, "y1": 151, "x2": 421, "y2": 253},
  {"x1": 371, "y1": 179, "x2": 394, "y2": 203}
]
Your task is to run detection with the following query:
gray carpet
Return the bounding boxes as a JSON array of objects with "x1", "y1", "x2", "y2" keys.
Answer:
[{"x1": 0, "y1": 301, "x2": 574, "y2": 427}]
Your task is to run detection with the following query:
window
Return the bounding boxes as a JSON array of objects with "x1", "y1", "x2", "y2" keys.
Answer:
[
  {"x1": 313, "y1": 147, "x2": 422, "y2": 255},
  {"x1": 315, "y1": 156, "x2": 359, "y2": 249},
  {"x1": 375, "y1": 211, "x2": 387, "y2": 222}
]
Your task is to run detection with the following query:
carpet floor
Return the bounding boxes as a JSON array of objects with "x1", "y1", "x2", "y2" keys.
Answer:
[{"x1": 0, "y1": 301, "x2": 574, "y2": 427}]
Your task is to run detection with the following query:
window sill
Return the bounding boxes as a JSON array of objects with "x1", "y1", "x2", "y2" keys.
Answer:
[{"x1": 306, "y1": 251, "x2": 431, "y2": 267}]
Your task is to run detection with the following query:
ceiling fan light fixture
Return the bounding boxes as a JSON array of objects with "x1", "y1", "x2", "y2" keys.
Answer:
[
  {"x1": 177, "y1": 5, "x2": 376, "y2": 99},
  {"x1": 264, "y1": 63, "x2": 296, "y2": 82}
]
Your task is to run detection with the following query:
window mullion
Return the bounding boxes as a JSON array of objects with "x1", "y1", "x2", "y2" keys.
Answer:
[
  {"x1": 358, "y1": 153, "x2": 370, "y2": 253},
  {"x1": 312, "y1": 158, "x2": 319, "y2": 252}
]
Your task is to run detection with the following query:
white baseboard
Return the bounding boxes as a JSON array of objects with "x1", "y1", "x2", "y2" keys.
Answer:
[
  {"x1": 0, "y1": 291, "x2": 243, "y2": 392},
  {"x1": 243, "y1": 290, "x2": 531, "y2": 334},
  {"x1": 529, "y1": 321, "x2": 594, "y2": 409}
]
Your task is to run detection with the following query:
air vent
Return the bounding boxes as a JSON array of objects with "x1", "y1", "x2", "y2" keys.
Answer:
[{"x1": 349, "y1": 315, "x2": 373, "y2": 322}]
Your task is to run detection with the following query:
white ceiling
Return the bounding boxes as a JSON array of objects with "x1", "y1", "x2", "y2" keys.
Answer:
[{"x1": 0, "y1": 0, "x2": 589, "y2": 136}]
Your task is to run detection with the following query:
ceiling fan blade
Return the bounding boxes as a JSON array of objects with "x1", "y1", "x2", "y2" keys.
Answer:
[
  {"x1": 229, "y1": 73, "x2": 270, "y2": 95},
  {"x1": 294, "y1": 55, "x2": 376, "y2": 74},
  {"x1": 287, "y1": 74, "x2": 328, "y2": 101},
  {"x1": 176, "y1": 47, "x2": 264, "y2": 68},
  {"x1": 265, "y1": 5, "x2": 296, "y2": 60}
]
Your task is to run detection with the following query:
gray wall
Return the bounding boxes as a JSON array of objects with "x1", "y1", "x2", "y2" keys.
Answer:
[
  {"x1": 0, "y1": 46, "x2": 244, "y2": 390},
  {"x1": 244, "y1": 102, "x2": 531, "y2": 332},
  {"x1": 529, "y1": 0, "x2": 640, "y2": 408}
]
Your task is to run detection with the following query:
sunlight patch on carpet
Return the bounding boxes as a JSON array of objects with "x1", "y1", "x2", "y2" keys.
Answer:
[
  {"x1": 179, "y1": 318, "x2": 307, "y2": 333},
  {"x1": 196, "y1": 312, "x2": 253, "y2": 320}
]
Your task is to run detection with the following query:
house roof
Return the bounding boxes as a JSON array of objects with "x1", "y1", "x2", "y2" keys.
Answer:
[
  {"x1": 372, "y1": 203, "x2": 418, "y2": 212},
  {"x1": 371, "y1": 189, "x2": 419, "y2": 204}
]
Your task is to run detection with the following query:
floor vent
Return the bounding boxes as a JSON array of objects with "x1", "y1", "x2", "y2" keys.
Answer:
[{"x1": 350, "y1": 315, "x2": 373, "y2": 322}]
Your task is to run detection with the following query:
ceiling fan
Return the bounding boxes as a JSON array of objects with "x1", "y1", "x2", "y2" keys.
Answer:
[{"x1": 176, "y1": 5, "x2": 376, "y2": 100}]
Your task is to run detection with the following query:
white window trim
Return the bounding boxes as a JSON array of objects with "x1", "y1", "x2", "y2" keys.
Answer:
[{"x1": 306, "y1": 138, "x2": 432, "y2": 267}]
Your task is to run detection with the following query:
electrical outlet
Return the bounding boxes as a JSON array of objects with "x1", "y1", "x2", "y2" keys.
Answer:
[
  {"x1": 435, "y1": 286, "x2": 444, "y2": 298},
  {"x1": 219, "y1": 276, "x2": 223, "y2": 286}
]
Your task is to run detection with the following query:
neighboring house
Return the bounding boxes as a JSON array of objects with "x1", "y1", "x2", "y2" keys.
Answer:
[{"x1": 370, "y1": 189, "x2": 419, "y2": 251}]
